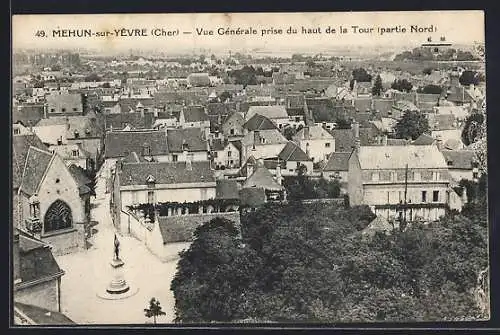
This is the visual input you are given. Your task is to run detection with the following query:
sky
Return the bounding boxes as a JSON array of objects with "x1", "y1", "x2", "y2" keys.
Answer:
[{"x1": 12, "y1": 11, "x2": 484, "y2": 55}]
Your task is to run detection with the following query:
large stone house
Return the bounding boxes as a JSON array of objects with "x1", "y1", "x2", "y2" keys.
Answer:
[
  {"x1": 348, "y1": 144, "x2": 457, "y2": 222},
  {"x1": 292, "y1": 125, "x2": 335, "y2": 163},
  {"x1": 111, "y1": 158, "x2": 216, "y2": 231}
]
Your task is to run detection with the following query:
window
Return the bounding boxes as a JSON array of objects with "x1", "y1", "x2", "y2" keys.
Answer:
[
  {"x1": 213, "y1": 151, "x2": 218, "y2": 158},
  {"x1": 13, "y1": 128, "x2": 20, "y2": 135},
  {"x1": 473, "y1": 171, "x2": 479, "y2": 179},
  {"x1": 372, "y1": 172, "x2": 379, "y2": 181},
  {"x1": 433, "y1": 190, "x2": 439, "y2": 202},
  {"x1": 230, "y1": 129, "x2": 235, "y2": 135},
  {"x1": 72, "y1": 150, "x2": 78, "y2": 157},
  {"x1": 413, "y1": 172, "x2": 421, "y2": 181},
  {"x1": 172, "y1": 154, "x2": 178, "y2": 162},
  {"x1": 325, "y1": 142, "x2": 331, "y2": 148},
  {"x1": 422, "y1": 191, "x2": 427, "y2": 202},
  {"x1": 227, "y1": 151, "x2": 232, "y2": 157},
  {"x1": 147, "y1": 191, "x2": 155, "y2": 204},
  {"x1": 433, "y1": 172, "x2": 440, "y2": 181},
  {"x1": 50, "y1": 108, "x2": 55, "y2": 113},
  {"x1": 447, "y1": 161, "x2": 453, "y2": 166},
  {"x1": 73, "y1": 107, "x2": 78, "y2": 112},
  {"x1": 61, "y1": 108, "x2": 66, "y2": 112},
  {"x1": 43, "y1": 200, "x2": 72, "y2": 233},
  {"x1": 390, "y1": 171, "x2": 397, "y2": 182}
]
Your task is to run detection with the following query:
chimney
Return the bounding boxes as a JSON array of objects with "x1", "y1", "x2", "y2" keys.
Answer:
[
  {"x1": 352, "y1": 121, "x2": 360, "y2": 138},
  {"x1": 43, "y1": 103, "x2": 48, "y2": 118},
  {"x1": 436, "y1": 135, "x2": 443, "y2": 150},
  {"x1": 186, "y1": 153, "x2": 193, "y2": 171},
  {"x1": 461, "y1": 185, "x2": 468, "y2": 204},
  {"x1": 276, "y1": 161, "x2": 283, "y2": 185},
  {"x1": 382, "y1": 134, "x2": 388, "y2": 146},
  {"x1": 303, "y1": 126, "x2": 310, "y2": 140},
  {"x1": 253, "y1": 130, "x2": 260, "y2": 149}
]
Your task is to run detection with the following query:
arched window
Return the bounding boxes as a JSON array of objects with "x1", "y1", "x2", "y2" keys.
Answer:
[{"x1": 44, "y1": 200, "x2": 73, "y2": 233}]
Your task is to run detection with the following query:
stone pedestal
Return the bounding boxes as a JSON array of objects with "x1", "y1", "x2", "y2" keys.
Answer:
[{"x1": 97, "y1": 257, "x2": 139, "y2": 300}]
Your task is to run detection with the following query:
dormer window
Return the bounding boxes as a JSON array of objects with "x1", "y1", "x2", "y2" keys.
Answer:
[
  {"x1": 447, "y1": 160, "x2": 453, "y2": 166},
  {"x1": 74, "y1": 130, "x2": 80, "y2": 138}
]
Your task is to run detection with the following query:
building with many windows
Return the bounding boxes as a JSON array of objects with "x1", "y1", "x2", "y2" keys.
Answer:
[{"x1": 348, "y1": 144, "x2": 456, "y2": 222}]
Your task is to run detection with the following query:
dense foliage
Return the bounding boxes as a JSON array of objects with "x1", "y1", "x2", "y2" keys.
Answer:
[
  {"x1": 391, "y1": 79, "x2": 413, "y2": 93},
  {"x1": 459, "y1": 70, "x2": 480, "y2": 86},
  {"x1": 282, "y1": 175, "x2": 341, "y2": 200},
  {"x1": 394, "y1": 47, "x2": 478, "y2": 62},
  {"x1": 394, "y1": 110, "x2": 430, "y2": 140},
  {"x1": 418, "y1": 84, "x2": 443, "y2": 95},
  {"x1": 171, "y1": 202, "x2": 488, "y2": 322},
  {"x1": 350, "y1": 68, "x2": 372, "y2": 90},
  {"x1": 461, "y1": 113, "x2": 485, "y2": 146},
  {"x1": 372, "y1": 75, "x2": 383, "y2": 96}
]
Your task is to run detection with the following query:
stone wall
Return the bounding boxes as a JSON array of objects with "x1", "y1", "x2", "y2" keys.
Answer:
[
  {"x1": 158, "y1": 212, "x2": 241, "y2": 243},
  {"x1": 15, "y1": 278, "x2": 60, "y2": 312}
]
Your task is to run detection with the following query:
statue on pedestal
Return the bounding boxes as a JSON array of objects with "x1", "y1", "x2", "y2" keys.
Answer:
[{"x1": 114, "y1": 234, "x2": 120, "y2": 260}]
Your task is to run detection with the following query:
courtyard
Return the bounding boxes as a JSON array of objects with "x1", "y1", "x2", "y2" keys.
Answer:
[{"x1": 55, "y1": 172, "x2": 189, "y2": 324}]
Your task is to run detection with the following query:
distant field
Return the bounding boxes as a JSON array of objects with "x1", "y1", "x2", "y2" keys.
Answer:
[{"x1": 341, "y1": 60, "x2": 483, "y2": 74}]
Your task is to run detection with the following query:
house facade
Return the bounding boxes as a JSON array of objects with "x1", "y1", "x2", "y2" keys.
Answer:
[
  {"x1": 293, "y1": 125, "x2": 335, "y2": 163},
  {"x1": 348, "y1": 145, "x2": 453, "y2": 222}
]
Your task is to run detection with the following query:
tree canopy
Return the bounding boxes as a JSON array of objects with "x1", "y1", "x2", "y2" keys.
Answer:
[
  {"x1": 391, "y1": 79, "x2": 413, "y2": 93},
  {"x1": 459, "y1": 71, "x2": 480, "y2": 86},
  {"x1": 372, "y1": 75, "x2": 383, "y2": 96},
  {"x1": 171, "y1": 202, "x2": 488, "y2": 323},
  {"x1": 418, "y1": 84, "x2": 443, "y2": 95},
  {"x1": 394, "y1": 110, "x2": 430, "y2": 140}
]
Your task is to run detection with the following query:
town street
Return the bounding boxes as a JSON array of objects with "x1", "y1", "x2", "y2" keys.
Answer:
[{"x1": 56, "y1": 169, "x2": 187, "y2": 324}]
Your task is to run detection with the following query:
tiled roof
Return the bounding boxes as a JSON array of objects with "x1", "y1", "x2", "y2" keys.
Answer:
[
  {"x1": 104, "y1": 130, "x2": 168, "y2": 158},
  {"x1": 211, "y1": 139, "x2": 230, "y2": 152},
  {"x1": 356, "y1": 145, "x2": 448, "y2": 170},
  {"x1": 354, "y1": 98, "x2": 372, "y2": 112},
  {"x1": 216, "y1": 179, "x2": 241, "y2": 199},
  {"x1": 440, "y1": 150, "x2": 476, "y2": 170},
  {"x1": 13, "y1": 134, "x2": 48, "y2": 189},
  {"x1": 16, "y1": 230, "x2": 64, "y2": 284},
  {"x1": 362, "y1": 215, "x2": 393, "y2": 236},
  {"x1": 278, "y1": 141, "x2": 310, "y2": 162},
  {"x1": 166, "y1": 128, "x2": 208, "y2": 153},
  {"x1": 19, "y1": 147, "x2": 53, "y2": 196},
  {"x1": 207, "y1": 102, "x2": 232, "y2": 116},
  {"x1": 243, "y1": 114, "x2": 278, "y2": 131},
  {"x1": 285, "y1": 94, "x2": 305, "y2": 109},
  {"x1": 293, "y1": 125, "x2": 334, "y2": 141},
  {"x1": 120, "y1": 161, "x2": 215, "y2": 186},
  {"x1": 182, "y1": 106, "x2": 209, "y2": 122},
  {"x1": 104, "y1": 111, "x2": 154, "y2": 130},
  {"x1": 36, "y1": 115, "x2": 102, "y2": 138},
  {"x1": 413, "y1": 133, "x2": 436, "y2": 145},
  {"x1": 46, "y1": 92, "x2": 82, "y2": 109},
  {"x1": 323, "y1": 152, "x2": 350, "y2": 171},
  {"x1": 12, "y1": 104, "x2": 45, "y2": 126},
  {"x1": 372, "y1": 99, "x2": 394, "y2": 113},
  {"x1": 14, "y1": 302, "x2": 75, "y2": 325},
  {"x1": 243, "y1": 165, "x2": 283, "y2": 191},
  {"x1": 246, "y1": 105, "x2": 288, "y2": 120},
  {"x1": 68, "y1": 164, "x2": 91, "y2": 186}
]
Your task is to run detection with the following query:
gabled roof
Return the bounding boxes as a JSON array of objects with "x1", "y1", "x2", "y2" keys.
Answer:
[
  {"x1": 216, "y1": 179, "x2": 241, "y2": 199},
  {"x1": 13, "y1": 134, "x2": 48, "y2": 189},
  {"x1": 242, "y1": 129, "x2": 288, "y2": 146},
  {"x1": 14, "y1": 302, "x2": 75, "y2": 325},
  {"x1": 104, "y1": 130, "x2": 168, "y2": 158},
  {"x1": 440, "y1": 149, "x2": 476, "y2": 170},
  {"x1": 16, "y1": 229, "x2": 64, "y2": 284},
  {"x1": 356, "y1": 145, "x2": 448, "y2": 170},
  {"x1": 182, "y1": 105, "x2": 209, "y2": 123},
  {"x1": 362, "y1": 215, "x2": 393, "y2": 236},
  {"x1": 246, "y1": 105, "x2": 288, "y2": 120},
  {"x1": 413, "y1": 133, "x2": 435, "y2": 145},
  {"x1": 243, "y1": 114, "x2": 278, "y2": 131},
  {"x1": 211, "y1": 139, "x2": 237, "y2": 152},
  {"x1": 46, "y1": 92, "x2": 82, "y2": 108},
  {"x1": 243, "y1": 165, "x2": 283, "y2": 191},
  {"x1": 104, "y1": 111, "x2": 154, "y2": 130},
  {"x1": 12, "y1": 104, "x2": 45, "y2": 126},
  {"x1": 293, "y1": 125, "x2": 334, "y2": 141},
  {"x1": 19, "y1": 147, "x2": 53, "y2": 196},
  {"x1": 207, "y1": 102, "x2": 233, "y2": 116},
  {"x1": 323, "y1": 152, "x2": 350, "y2": 172},
  {"x1": 166, "y1": 128, "x2": 208, "y2": 153},
  {"x1": 354, "y1": 98, "x2": 372, "y2": 112},
  {"x1": 68, "y1": 164, "x2": 91, "y2": 186},
  {"x1": 120, "y1": 161, "x2": 215, "y2": 186},
  {"x1": 278, "y1": 141, "x2": 310, "y2": 162}
]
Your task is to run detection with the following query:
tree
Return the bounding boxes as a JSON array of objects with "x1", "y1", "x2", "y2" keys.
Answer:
[
  {"x1": 218, "y1": 91, "x2": 232, "y2": 103},
  {"x1": 335, "y1": 118, "x2": 352, "y2": 129},
  {"x1": 394, "y1": 110, "x2": 430, "y2": 140},
  {"x1": 418, "y1": 85, "x2": 442, "y2": 95},
  {"x1": 350, "y1": 68, "x2": 372, "y2": 90},
  {"x1": 144, "y1": 297, "x2": 166, "y2": 324},
  {"x1": 391, "y1": 79, "x2": 413, "y2": 93},
  {"x1": 84, "y1": 73, "x2": 101, "y2": 82},
  {"x1": 461, "y1": 113, "x2": 485, "y2": 146},
  {"x1": 422, "y1": 67, "x2": 434, "y2": 75},
  {"x1": 372, "y1": 75, "x2": 383, "y2": 96},
  {"x1": 459, "y1": 71, "x2": 480, "y2": 86}
]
